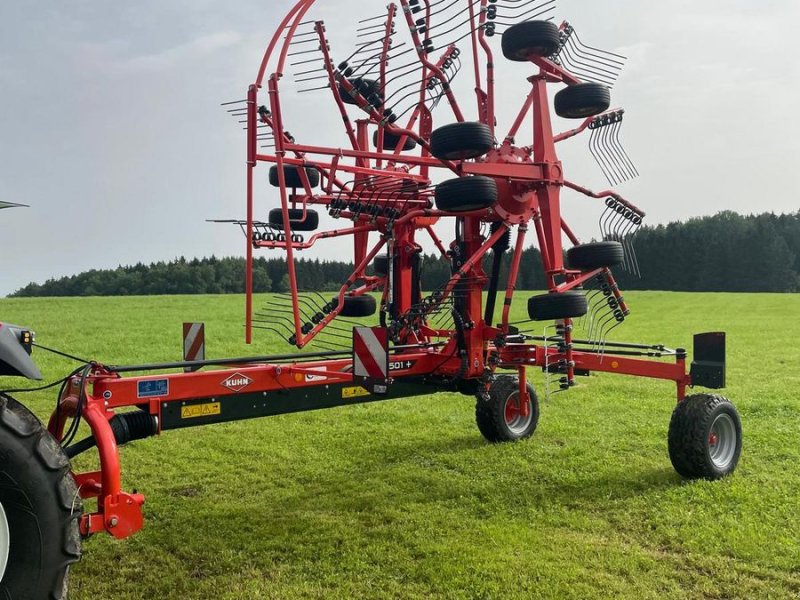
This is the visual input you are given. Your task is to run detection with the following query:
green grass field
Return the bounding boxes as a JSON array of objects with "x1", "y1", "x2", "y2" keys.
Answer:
[{"x1": 1, "y1": 292, "x2": 799, "y2": 599}]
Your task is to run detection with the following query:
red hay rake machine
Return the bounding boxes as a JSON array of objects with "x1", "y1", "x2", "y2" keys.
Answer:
[{"x1": 0, "y1": 1, "x2": 742, "y2": 597}]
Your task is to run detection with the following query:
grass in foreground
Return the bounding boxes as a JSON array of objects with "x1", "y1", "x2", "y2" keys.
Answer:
[{"x1": 1, "y1": 292, "x2": 799, "y2": 599}]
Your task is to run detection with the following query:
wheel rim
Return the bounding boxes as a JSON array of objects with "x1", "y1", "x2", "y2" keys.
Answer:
[
  {"x1": 504, "y1": 392, "x2": 532, "y2": 435},
  {"x1": 708, "y1": 413, "x2": 737, "y2": 470},
  {"x1": 0, "y1": 501, "x2": 9, "y2": 582}
]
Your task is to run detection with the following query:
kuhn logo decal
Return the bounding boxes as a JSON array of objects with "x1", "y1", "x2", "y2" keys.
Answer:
[{"x1": 221, "y1": 373, "x2": 253, "y2": 392}]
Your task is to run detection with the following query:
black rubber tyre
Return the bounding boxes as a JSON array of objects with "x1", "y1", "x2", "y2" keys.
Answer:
[
  {"x1": 430, "y1": 122, "x2": 493, "y2": 161},
  {"x1": 268, "y1": 208, "x2": 320, "y2": 232},
  {"x1": 373, "y1": 254, "x2": 390, "y2": 276},
  {"x1": 0, "y1": 394, "x2": 81, "y2": 600},
  {"x1": 527, "y1": 291, "x2": 588, "y2": 321},
  {"x1": 373, "y1": 130, "x2": 417, "y2": 151},
  {"x1": 668, "y1": 394, "x2": 742, "y2": 480},
  {"x1": 268, "y1": 165, "x2": 320, "y2": 188},
  {"x1": 338, "y1": 78, "x2": 382, "y2": 106},
  {"x1": 501, "y1": 20, "x2": 561, "y2": 61},
  {"x1": 335, "y1": 295, "x2": 377, "y2": 317},
  {"x1": 435, "y1": 176, "x2": 497, "y2": 212},
  {"x1": 475, "y1": 375, "x2": 539, "y2": 443},
  {"x1": 566, "y1": 241, "x2": 624, "y2": 270},
  {"x1": 554, "y1": 83, "x2": 611, "y2": 119}
]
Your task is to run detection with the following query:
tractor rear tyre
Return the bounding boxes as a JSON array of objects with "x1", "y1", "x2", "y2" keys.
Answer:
[
  {"x1": 430, "y1": 122, "x2": 494, "y2": 160},
  {"x1": 268, "y1": 165, "x2": 321, "y2": 188},
  {"x1": 336, "y1": 295, "x2": 377, "y2": 317},
  {"x1": 435, "y1": 176, "x2": 497, "y2": 212},
  {"x1": 527, "y1": 291, "x2": 588, "y2": 321},
  {"x1": 0, "y1": 394, "x2": 81, "y2": 599},
  {"x1": 668, "y1": 394, "x2": 742, "y2": 480},
  {"x1": 566, "y1": 241, "x2": 624, "y2": 270},
  {"x1": 475, "y1": 376, "x2": 539, "y2": 442},
  {"x1": 501, "y1": 20, "x2": 561, "y2": 61},
  {"x1": 373, "y1": 130, "x2": 417, "y2": 151},
  {"x1": 554, "y1": 83, "x2": 611, "y2": 119},
  {"x1": 268, "y1": 208, "x2": 320, "y2": 232}
]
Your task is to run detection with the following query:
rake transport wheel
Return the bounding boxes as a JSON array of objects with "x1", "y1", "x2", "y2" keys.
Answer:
[
  {"x1": 435, "y1": 176, "x2": 498, "y2": 212},
  {"x1": 429, "y1": 121, "x2": 494, "y2": 161},
  {"x1": 268, "y1": 165, "x2": 320, "y2": 188},
  {"x1": 668, "y1": 394, "x2": 742, "y2": 480},
  {"x1": 566, "y1": 241, "x2": 625, "y2": 270},
  {"x1": 554, "y1": 82, "x2": 611, "y2": 119},
  {"x1": 476, "y1": 376, "x2": 540, "y2": 443},
  {"x1": 0, "y1": 394, "x2": 81, "y2": 599},
  {"x1": 373, "y1": 130, "x2": 417, "y2": 151},
  {"x1": 527, "y1": 291, "x2": 589, "y2": 321},
  {"x1": 336, "y1": 295, "x2": 378, "y2": 317},
  {"x1": 268, "y1": 208, "x2": 320, "y2": 231},
  {"x1": 501, "y1": 20, "x2": 562, "y2": 61},
  {"x1": 373, "y1": 254, "x2": 390, "y2": 277}
]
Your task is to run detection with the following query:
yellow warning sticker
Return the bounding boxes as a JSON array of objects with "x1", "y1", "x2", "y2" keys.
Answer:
[
  {"x1": 341, "y1": 386, "x2": 370, "y2": 399},
  {"x1": 181, "y1": 402, "x2": 221, "y2": 419}
]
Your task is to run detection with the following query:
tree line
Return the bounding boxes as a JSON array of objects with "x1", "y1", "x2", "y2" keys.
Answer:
[{"x1": 10, "y1": 211, "x2": 799, "y2": 297}]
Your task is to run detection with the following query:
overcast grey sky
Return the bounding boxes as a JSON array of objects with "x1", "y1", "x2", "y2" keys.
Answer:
[{"x1": 1, "y1": 0, "x2": 798, "y2": 296}]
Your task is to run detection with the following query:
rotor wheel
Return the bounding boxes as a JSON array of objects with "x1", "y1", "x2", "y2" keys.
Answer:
[
  {"x1": 430, "y1": 121, "x2": 494, "y2": 161},
  {"x1": 527, "y1": 291, "x2": 588, "y2": 321},
  {"x1": 566, "y1": 241, "x2": 625, "y2": 270},
  {"x1": 373, "y1": 130, "x2": 417, "y2": 151},
  {"x1": 501, "y1": 20, "x2": 561, "y2": 61},
  {"x1": 668, "y1": 394, "x2": 742, "y2": 480},
  {"x1": 0, "y1": 394, "x2": 81, "y2": 600},
  {"x1": 268, "y1": 208, "x2": 319, "y2": 232},
  {"x1": 554, "y1": 83, "x2": 611, "y2": 119},
  {"x1": 434, "y1": 176, "x2": 497, "y2": 212},
  {"x1": 373, "y1": 254, "x2": 390, "y2": 277},
  {"x1": 335, "y1": 295, "x2": 377, "y2": 317},
  {"x1": 475, "y1": 375, "x2": 540, "y2": 442},
  {"x1": 268, "y1": 165, "x2": 321, "y2": 188}
]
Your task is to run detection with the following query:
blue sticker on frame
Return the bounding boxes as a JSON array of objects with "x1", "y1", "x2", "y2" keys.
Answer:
[{"x1": 137, "y1": 378, "x2": 169, "y2": 399}]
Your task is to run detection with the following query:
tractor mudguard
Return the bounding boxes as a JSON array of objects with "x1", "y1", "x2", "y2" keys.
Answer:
[{"x1": 0, "y1": 322, "x2": 43, "y2": 380}]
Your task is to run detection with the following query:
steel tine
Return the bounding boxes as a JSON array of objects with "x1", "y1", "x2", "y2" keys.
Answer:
[
  {"x1": 586, "y1": 289, "x2": 609, "y2": 341},
  {"x1": 496, "y1": 0, "x2": 554, "y2": 14},
  {"x1": 597, "y1": 123, "x2": 620, "y2": 186},
  {"x1": 608, "y1": 203, "x2": 625, "y2": 245},
  {"x1": 610, "y1": 121, "x2": 637, "y2": 181},
  {"x1": 618, "y1": 215, "x2": 636, "y2": 272},
  {"x1": 356, "y1": 22, "x2": 388, "y2": 35},
  {"x1": 614, "y1": 120, "x2": 640, "y2": 178},
  {"x1": 627, "y1": 218, "x2": 643, "y2": 278},
  {"x1": 594, "y1": 126, "x2": 618, "y2": 186},
  {"x1": 600, "y1": 200, "x2": 615, "y2": 240},
  {"x1": 606, "y1": 121, "x2": 632, "y2": 182},
  {"x1": 358, "y1": 13, "x2": 386, "y2": 24},
  {"x1": 623, "y1": 215, "x2": 639, "y2": 272},
  {"x1": 566, "y1": 35, "x2": 625, "y2": 76},
  {"x1": 572, "y1": 28, "x2": 627, "y2": 63},
  {"x1": 297, "y1": 84, "x2": 331, "y2": 94},
  {"x1": 607, "y1": 120, "x2": 631, "y2": 180},
  {"x1": 560, "y1": 42, "x2": 618, "y2": 86},
  {"x1": 599, "y1": 201, "x2": 616, "y2": 240},
  {"x1": 589, "y1": 127, "x2": 612, "y2": 186},
  {"x1": 601, "y1": 124, "x2": 626, "y2": 185},
  {"x1": 594, "y1": 307, "x2": 616, "y2": 353}
]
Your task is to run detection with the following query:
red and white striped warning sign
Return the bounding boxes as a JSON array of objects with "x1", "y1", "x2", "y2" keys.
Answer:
[
  {"x1": 353, "y1": 326, "x2": 388, "y2": 382},
  {"x1": 183, "y1": 322, "x2": 205, "y2": 372}
]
